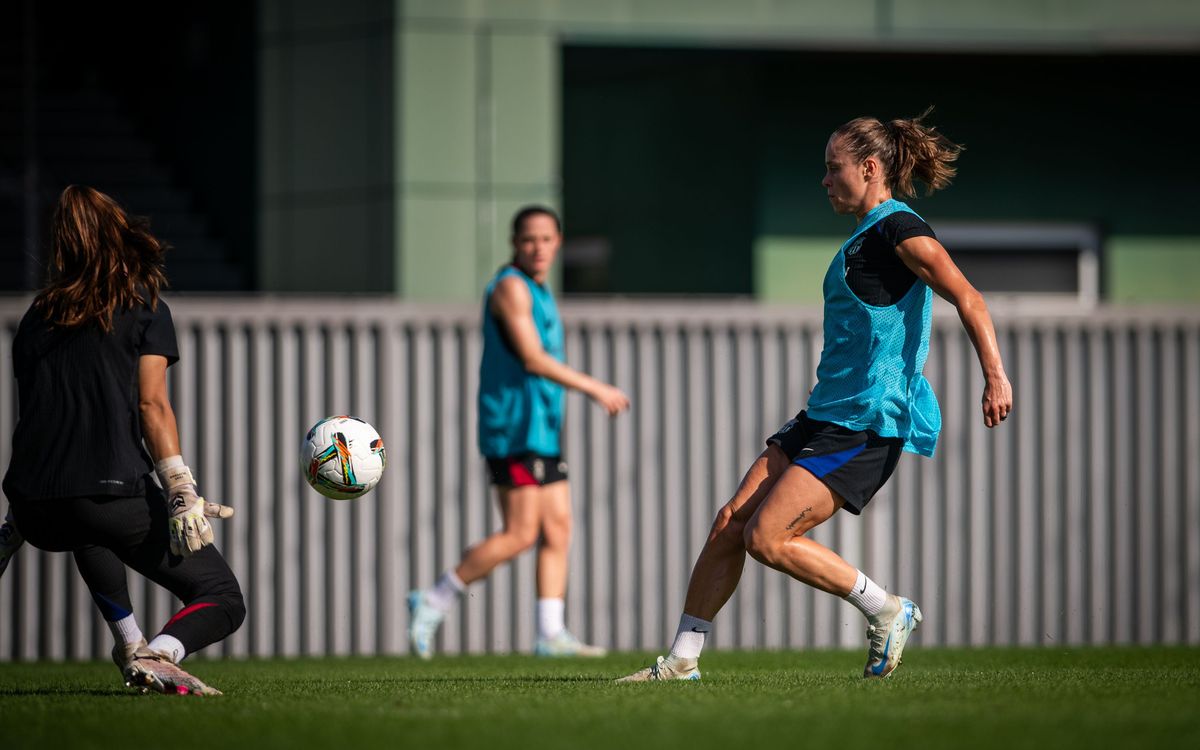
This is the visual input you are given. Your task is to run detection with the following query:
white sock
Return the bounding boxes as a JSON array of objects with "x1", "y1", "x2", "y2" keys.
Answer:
[
  {"x1": 668, "y1": 613, "x2": 711, "y2": 661},
  {"x1": 147, "y1": 634, "x2": 186, "y2": 663},
  {"x1": 537, "y1": 598, "x2": 565, "y2": 640},
  {"x1": 106, "y1": 614, "x2": 145, "y2": 646},
  {"x1": 426, "y1": 570, "x2": 465, "y2": 613},
  {"x1": 844, "y1": 570, "x2": 890, "y2": 620}
]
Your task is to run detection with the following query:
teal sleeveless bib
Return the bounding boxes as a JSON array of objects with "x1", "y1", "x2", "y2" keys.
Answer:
[
  {"x1": 477, "y1": 266, "x2": 565, "y2": 458},
  {"x1": 805, "y1": 199, "x2": 941, "y2": 457}
]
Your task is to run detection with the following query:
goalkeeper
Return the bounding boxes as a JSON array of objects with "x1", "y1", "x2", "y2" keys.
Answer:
[{"x1": 1, "y1": 186, "x2": 244, "y2": 695}]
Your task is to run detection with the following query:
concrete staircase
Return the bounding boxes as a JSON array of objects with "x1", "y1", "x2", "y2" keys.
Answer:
[{"x1": 0, "y1": 78, "x2": 248, "y2": 292}]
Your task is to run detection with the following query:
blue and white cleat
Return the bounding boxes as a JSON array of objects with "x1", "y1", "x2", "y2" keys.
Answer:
[
  {"x1": 863, "y1": 595, "x2": 922, "y2": 679},
  {"x1": 534, "y1": 629, "x2": 606, "y2": 658},
  {"x1": 406, "y1": 590, "x2": 445, "y2": 660},
  {"x1": 615, "y1": 655, "x2": 701, "y2": 682}
]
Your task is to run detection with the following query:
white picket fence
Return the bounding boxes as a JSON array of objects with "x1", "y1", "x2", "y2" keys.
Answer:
[{"x1": 1, "y1": 296, "x2": 1198, "y2": 660}]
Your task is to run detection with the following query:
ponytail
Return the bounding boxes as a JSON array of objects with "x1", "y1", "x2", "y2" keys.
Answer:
[{"x1": 833, "y1": 107, "x2": 964, "y2": 199}]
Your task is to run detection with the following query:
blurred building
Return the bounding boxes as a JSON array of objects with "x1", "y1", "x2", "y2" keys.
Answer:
[{"x1": 2, "y1": 1, "x2": 1198, "y2": 303}]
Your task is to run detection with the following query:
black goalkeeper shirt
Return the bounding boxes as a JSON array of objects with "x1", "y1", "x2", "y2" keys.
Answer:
[
  {"x1": 2, "y1": 299, "x2": 179, "y2": 502},
  {"x1": 843, "y1": 212, "x2": 937, "y2": 306}
]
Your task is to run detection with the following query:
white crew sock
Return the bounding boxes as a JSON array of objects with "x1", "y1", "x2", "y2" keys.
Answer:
[
  {"x1": 844, "y1": 570, "x2": 890, "y2": 620},
  {"x1": 537, "y1": 598, "x2": 565, "y2": 640},
  {"x1": 426, "y1": 569, "x2": 465, "y2": 613},
  {"x1": 106, "y1": 614, "x2": 145, "y2": 646},
  {"x1": 147, "y1": 634, "x2": 186, "y2": 664},
  {"x1": 668, "y1": 613, "x2": 711, "y2": 661}
]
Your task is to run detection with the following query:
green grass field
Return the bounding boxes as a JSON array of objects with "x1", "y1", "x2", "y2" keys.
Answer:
[{"x1": 3, "y1": 647, "x2": 1198, "y2": 750}]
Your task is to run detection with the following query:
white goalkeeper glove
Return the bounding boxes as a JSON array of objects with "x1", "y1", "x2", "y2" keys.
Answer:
[
  {"x1": 155, "y1": 457, "x2": 233, "y2": 558},
  {"x1": 0, "y1": 509, "x2": 23, "y2": 578}
]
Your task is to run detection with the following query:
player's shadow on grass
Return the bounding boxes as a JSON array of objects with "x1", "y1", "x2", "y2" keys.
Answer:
[
  {"x1": 393, "y1": 676, "x2": 608, "y2": 684},
  {"x1": 0, "y1": 687, "x2": 140, "y2": 697}
]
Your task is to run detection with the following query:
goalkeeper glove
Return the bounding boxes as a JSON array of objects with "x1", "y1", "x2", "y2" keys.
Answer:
[
  {"x1": 156, "y1": 457, "x2": 233, "y2": 558},
  {"x1": 0, "y1": 509, "x2": 23, "y2": 578}
]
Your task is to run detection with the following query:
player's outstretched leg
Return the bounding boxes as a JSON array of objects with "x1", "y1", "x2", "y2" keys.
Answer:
[
  {"x1": 616, "y1": 655, "x2": 701, "y2": 682},
  {"x1": 534, "y1": 629, "x2": 606, "y2": 657},
  {"x1": 862, "y1": 594, "x2": 922, "y2": 678},
  {"x1": 124, "y1": 646, "x2": 221, "y2": 696},
  {"x1": 407, "y1": 589, "x2": 447, "y2": 660}
]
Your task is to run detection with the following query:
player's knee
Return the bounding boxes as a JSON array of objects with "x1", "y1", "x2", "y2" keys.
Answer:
[
  {"x1": 743, "y1": 524, "x2": 782, "y2": 566},
  {"x1": 224, "y1": 590, "x2": 247, "y2": 633},
  {"x1": 541, "y1": 518, "x2": 571, "y2": 549},
  {"x1": 510, "y1": 526, "x2": 540, "y2": 552},
  {"x1": 707, "y1": 511, "x2": 746, "y2": 552}
]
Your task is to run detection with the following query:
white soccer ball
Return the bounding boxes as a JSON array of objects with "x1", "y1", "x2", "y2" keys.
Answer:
[{"x1": 301, "y1": 415, "x2": 386, "y2": 500}]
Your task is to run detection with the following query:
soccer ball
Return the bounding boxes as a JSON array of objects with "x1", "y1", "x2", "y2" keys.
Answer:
[{"x1": 301, "y1": 416, "x2": 386, "y2": 500}]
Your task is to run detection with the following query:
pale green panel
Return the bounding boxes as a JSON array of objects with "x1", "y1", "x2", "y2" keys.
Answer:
[
  {"x1": 264, "y1": 199, "x2": 393, "y2": 292},
  {"x1": 1107, "y1": 237, "x2": 1200, "y2": 303},
  {"x1": 399, "y1": 197, "x2": 478, "y2": 301},
  {"x1": 289, "y1": 37, "x2": 378, "y2": 192},
  {"x1": 399, "y1": 30, "x2": 477, "y2": 184},
  {"x1": 892, "y1": 0, "x2": 1200, "y2": 33},
  {"x1": 258, "y1": 44, "x2": 285, "y2": 196},
  {"x1": 626, "y1": 0, "x2": 873, "y2": 29},
  {"x1": 491, "y1": 33, "x2": 557, "y2": 186},
  {"x1": 399, "y1": 0, "x2": 875, "y2": 29},
  {"x1": 753, "y1": 236, "x2": 838, "y2": 303},
  {"x1": 399, "y1": 0, "x2": 483, "y2": 21}
]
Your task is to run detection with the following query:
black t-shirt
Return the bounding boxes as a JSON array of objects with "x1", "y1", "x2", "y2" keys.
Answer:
[
  {"x1": 2, "y1": 299, "x2": 179, "y2": 502},
  {"x1": 843, "y1": 212, "x2": 937, "y2": 306}
]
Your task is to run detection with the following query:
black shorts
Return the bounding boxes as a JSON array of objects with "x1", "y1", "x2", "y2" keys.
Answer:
[
  {"x1": 766, "y1": 410, "x2": 904, "y2": 515},
  {"x1": 485, "y1": 454, "x2": 568, "y2": 487}
]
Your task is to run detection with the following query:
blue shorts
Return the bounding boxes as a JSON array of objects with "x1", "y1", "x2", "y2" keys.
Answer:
[{"x1": 766, "y1": 410, "x2": 903, "y2": 515}]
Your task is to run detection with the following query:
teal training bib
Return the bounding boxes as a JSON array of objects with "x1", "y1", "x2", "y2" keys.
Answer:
[
  {"x1": 805, "y1": 199, "x2": 941, "y2": 456},
  {"x1": 477, "y1": 266, "x2": 565, "y2": 458}
]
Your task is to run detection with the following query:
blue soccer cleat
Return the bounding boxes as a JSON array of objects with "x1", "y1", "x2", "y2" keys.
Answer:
[
  {"x1": 407, "y1": 590, "x2": 445, "y2": 660},
  {"x1": 863, "y1": 595, "x2": 922, "y2": 678}
]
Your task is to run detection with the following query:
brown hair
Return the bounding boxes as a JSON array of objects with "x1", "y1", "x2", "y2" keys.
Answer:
[
  {"x1": 35, "y1": 185, "x2": 169, "y2": 331},
  {"x1": 833, "y1": 107, "x2": 964, "y2": 199},
  {"x1": 511, "y1": 205, "x2": 561, "y2": 237}
]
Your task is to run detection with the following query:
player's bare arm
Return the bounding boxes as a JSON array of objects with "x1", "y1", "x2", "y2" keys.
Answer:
[
  {"x1": 490, "y1": 275, "x2": 630, "y2": 416},
  {"x1": 896, "y1": 235, "x2": 1013, "y2": 427},
  {"x1": 138, "y1": 354, "x2": 182, "y2": 460}
]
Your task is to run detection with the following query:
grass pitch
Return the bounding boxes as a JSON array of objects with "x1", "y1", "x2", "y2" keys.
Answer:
[{"x1": 2, "y1": 647, "x2": 1197, "y2": 750}]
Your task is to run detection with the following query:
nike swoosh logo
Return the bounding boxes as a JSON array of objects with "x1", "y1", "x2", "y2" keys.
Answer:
[
  {"x1": 871, "y1": 633, "x2": 894, "y2": 676},
  {"x1": 690, "y1": 627, "x2": 710, "y2": 633}
]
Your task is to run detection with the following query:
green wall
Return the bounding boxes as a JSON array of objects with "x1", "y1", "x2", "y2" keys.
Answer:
[
  {"x1": 257, "y1": 0, "x2": 1200, "y2": 302},
  {"x1": 564, "y1": 47, "x2": 1200, "y2": 302}
]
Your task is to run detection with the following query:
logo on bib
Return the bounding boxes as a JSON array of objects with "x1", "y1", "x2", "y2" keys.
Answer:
[{"x1": 845, "y1": 237, "x2": 865, "y2": 256}]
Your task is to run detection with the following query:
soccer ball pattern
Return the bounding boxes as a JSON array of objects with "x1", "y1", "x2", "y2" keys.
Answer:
[{"x1": 301, "y1": 416, "x2": 386, "y2": 500}]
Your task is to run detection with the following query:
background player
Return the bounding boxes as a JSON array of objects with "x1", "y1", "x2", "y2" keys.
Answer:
[{"x1": 408, "y1": 206, "x2": 629, "y2": 658}]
